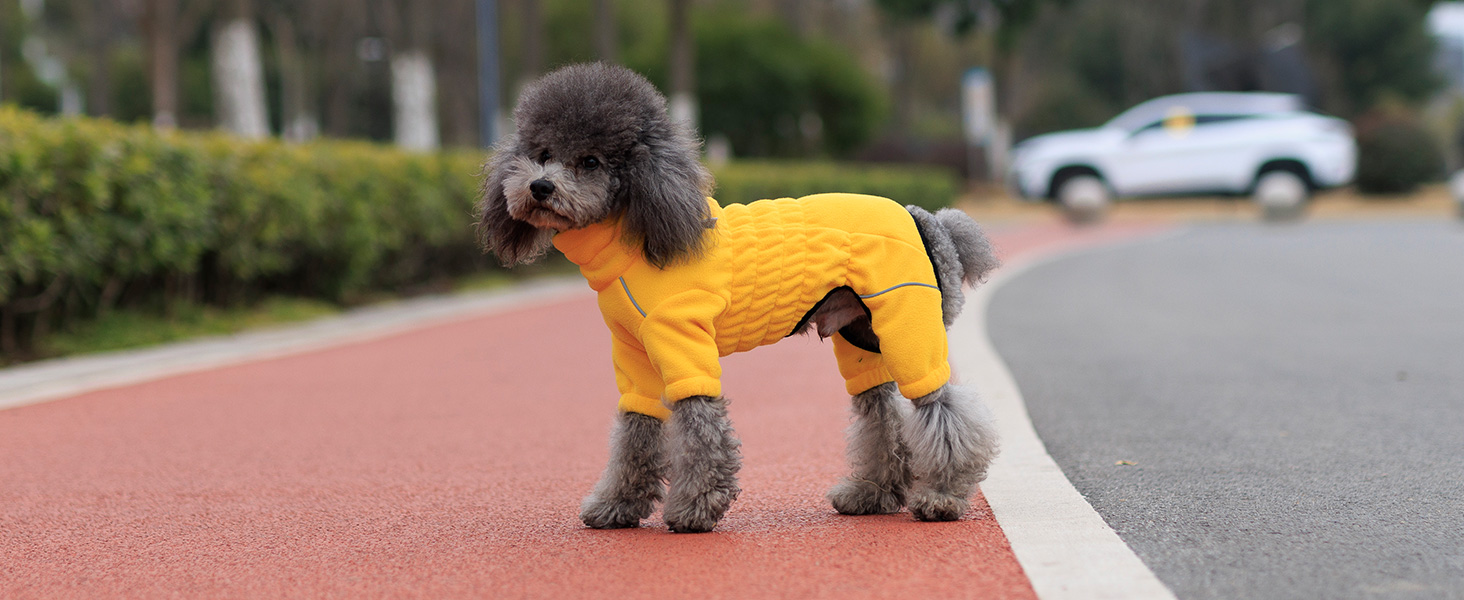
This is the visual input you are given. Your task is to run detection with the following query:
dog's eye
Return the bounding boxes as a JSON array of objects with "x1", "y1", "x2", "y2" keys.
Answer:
[
  {"x1": 580, "y1": 156, "x2": 600, "y2": 171},
  {"x1": 537, "y1": 150, "x2": 552, "y2": 164}
]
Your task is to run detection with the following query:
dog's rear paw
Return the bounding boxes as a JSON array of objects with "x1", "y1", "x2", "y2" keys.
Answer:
[
  {"x1": 828, "y1": 479, "x2": 905, "y2": 515},
  {"x1": 908, "y1": 489, "x2": 970, "y2": 522},
  {"x1": 580, "y1": 496, "x2": 654, "y2": 529}
]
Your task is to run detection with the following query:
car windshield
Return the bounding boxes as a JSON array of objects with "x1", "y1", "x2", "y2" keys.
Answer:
[{"x1": 1106, "y1": 93, "x2": 1304, "y2": 132}]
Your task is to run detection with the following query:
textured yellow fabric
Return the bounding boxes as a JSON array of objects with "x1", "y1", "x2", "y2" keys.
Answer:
[{"x1": 553, "y1": 193, "x2": 950, "y2": 421}]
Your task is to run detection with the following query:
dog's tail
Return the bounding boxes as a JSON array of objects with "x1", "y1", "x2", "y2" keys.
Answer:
[{"x1": 906, "y1": 206, "x2": 1000, "y2": 327}]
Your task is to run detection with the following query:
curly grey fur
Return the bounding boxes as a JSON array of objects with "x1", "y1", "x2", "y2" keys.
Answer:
[
  {"x1": 906, "y1": 207, "x2": 999, "y2": 326},
  {"x1": 828, "y1": 382, "x2": 914, "y2": 515},
  {"x1": 475, "y1": 63, "x2": 712, "y2": 268},
  {"x1": 663, "y1": 396, "x2": 742, "y2": 533},
  {"x1": 905, "y1": 206, "x2": 965, "y2": 326},
  {"x1": 936, "y1": 208, "x2": 1001, "y2": 286},
  {"x1": 580, "y1": 411, "x2": 667, "y2": 529},
  {"x1": 903, "y1": 383, "x2": 1000, "y2": 521},
  {"x1": 477, "y1": 138, "x2": 555, "y2": 265}
]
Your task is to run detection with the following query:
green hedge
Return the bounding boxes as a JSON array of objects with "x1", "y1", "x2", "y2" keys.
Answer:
[
  {"x1": 0, "y1": 108, "x2": 961, "y2": 359},
  {"x1": 0, "y1": 108, "x2": 488, "y2": 356},
  {"x1": 712, "y1": 160, "x2": 961, "y2": 211}
]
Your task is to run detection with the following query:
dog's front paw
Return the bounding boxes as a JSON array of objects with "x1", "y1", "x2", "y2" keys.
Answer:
[
  {"x1": 663, "y1": 484, "x2": 739, "y2": 533},
  {"x1": 908, "y1": 488, "x2": 970, "y2": 522},
  {"x1": 580, "y1": 494, "x2": 655, "y2": 529},
  {"x1": 828, "y1": 478, "x2": 905, "y2": 515}
]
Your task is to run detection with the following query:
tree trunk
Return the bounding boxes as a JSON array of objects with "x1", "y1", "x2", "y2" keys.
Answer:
[
  {"x1": 84, "y1": 0, "x2": 114, "y2": 117},
  {"x1": 267, "y1": 13, "x2": 319, "y2": 142},
  {"x1": 392, "y1": 49, "x2": 441, "y2": 151},
  {"x1": 889, "y1": 23, "x2": 915, "y2": 141},
  {"x1": 378, "y1": 0, "x2": 442, "y2": 151},
  {"x1": 521, "y1": 0, "x2": 544, "y2": 79},
  {"x1": 213, "y1": 11, "x2": 272, "y2": 139},
  {"x1": 668, "y1": 0, "x2": 696, "y2": 128},
  {"x1": 595, "y1": 0, "x2": 618, "y2": 62},
  {"x1": 145, "y1": 0, "x2": 180, "y2": 129}
]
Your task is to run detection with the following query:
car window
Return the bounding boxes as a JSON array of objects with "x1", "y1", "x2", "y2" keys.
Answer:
[{"x1": 1131, "y1": 113, "x2": 1257, "y2": 136}]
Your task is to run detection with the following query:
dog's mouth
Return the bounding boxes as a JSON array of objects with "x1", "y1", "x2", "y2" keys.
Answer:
[{"x1": 514, "y1": 202, "x2": 577, "y2": 231}]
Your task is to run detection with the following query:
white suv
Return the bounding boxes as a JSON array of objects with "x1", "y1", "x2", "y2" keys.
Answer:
[{"x1": 1008, "y1": 92, "x2": 1356, "y2": 206}]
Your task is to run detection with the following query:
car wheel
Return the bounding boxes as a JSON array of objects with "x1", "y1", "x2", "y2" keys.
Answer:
[
  {"x1": 1055, "y1": 174, "x2": 1110, "y2": 224},
  {"x1": 1253, "y1": 170, "x2": 1309, "y2": 222}
]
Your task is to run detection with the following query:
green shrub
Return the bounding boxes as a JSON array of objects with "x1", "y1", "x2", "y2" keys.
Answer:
[
  {"x1": 1354, "y1": 117, "x2": 1444, "y2": 195},
  {"x1": 713, "y1": 161, "x2": 960, "y2": 211},
  {"x1": 0, "y1": 108, "x2": 490, "y2": 358}
]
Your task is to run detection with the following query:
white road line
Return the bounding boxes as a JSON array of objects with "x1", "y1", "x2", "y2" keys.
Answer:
[
  {"x1": 950, "y1": 230, "x2": 1185, "y2": 600},
  {"x1": 0, "y1": 278, "x2": 586, "y2": 412}
]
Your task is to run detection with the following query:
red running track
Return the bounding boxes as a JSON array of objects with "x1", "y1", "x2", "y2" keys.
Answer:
[{"x1": 0, "y1": 220, "x2": 1167, "y2": 599}]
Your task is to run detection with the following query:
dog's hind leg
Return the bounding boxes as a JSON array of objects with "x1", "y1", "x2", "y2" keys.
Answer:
[
  {"x1": 903, "y1": 383, "x2": 1000, "y2": 521},
  {"x1": 828, "y1": 382, "x2": 913, "y2": 515},
  {"x1": 663, "y1": 395, "x2": 742, "y2": 533},
  {"x1": 580, "y1": 411, "x2": 666, "y2": 529}
]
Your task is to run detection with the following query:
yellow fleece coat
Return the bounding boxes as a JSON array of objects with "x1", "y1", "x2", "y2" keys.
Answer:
[{"x1": 552, "y1": 193, "x2": 950, "y2": 421}]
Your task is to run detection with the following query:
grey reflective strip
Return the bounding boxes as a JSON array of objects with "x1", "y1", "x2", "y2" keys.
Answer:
[
  {"x1": 859, "y1": 282, "x2": 940, "y2": 299},
  {"x1": 620, "y1": 277, "x2": 647, "y2": 317}
]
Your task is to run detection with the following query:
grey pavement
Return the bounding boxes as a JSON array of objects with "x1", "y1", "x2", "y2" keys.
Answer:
[{"x1": 988, "y1": 221, "x2": 1464, "y2": 600}]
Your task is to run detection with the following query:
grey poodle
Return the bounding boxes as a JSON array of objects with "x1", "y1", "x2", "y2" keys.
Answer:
[{"x1": 478, "y1": 63, "x2": 1000, "y2": 533}]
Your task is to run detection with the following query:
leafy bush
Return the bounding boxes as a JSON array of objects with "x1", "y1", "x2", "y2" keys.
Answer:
[
  {"x1": 1354, "y1": 116, "x2": 1444, "y2": 195},
  {"x1": 0, "y1": 108, "x2": 489, "y2": 358},
  {"x1": 713, "y1": 161, "x2": 960, "y2": 211}
]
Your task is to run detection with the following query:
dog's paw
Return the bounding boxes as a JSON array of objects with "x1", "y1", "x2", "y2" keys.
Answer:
[
  {"x1": 908, "y1": 488, "x2": 970, "y2": 522},
  {"x1": 663, "y1": 485, "x2": 738, "y2": 533},
  {"x1": 828, "y1": 479, "x2": 905, "y2": 515},
  {"x1": 580, "y1": 496, "x2": 653, "y2": 529}
]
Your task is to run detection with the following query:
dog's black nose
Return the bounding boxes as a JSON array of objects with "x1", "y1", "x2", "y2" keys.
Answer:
[{"x1": 530, "y1": 179, "x2": 555, "y2": 201}]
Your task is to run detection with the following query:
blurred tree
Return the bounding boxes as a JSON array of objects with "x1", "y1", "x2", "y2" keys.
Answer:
[
  {"x1": 262, "y1": 0, "x2": 320, "y2": 141},
  {"x1": 433, "y1": 0, "x2": 481, "y2": 147},
  {"x1": 212, "y1": 0, "x2": 270, "y2": 137},
  {"x1": 141, "y1": 0, "x2": 210, "y2": 129},
  {"x1": 595, "y1": 0, "x2": 618, "y2": 62},
  {"x1": 376, "y1": 0, "x2": 440, "y2": 150},
  {"x1": 666, "y1": 9, "x2": 885, "y2": 157},
  {"x1": 1305, "y1": 0, "x2": 1440, "y2": 116},
  {"x1": 873, "y1": 0, "x2": 1068, "y2": 137},
  {"x1": 520, "y1": 0, "x2": 545, "y2": 82},
  {"x1": 313, "y1": 0, "x2": 369, "y2": 138},
  {"x1": 668, "y1": 0, "x2": 695, "y2": 126},
  {"x1": 77, "y1": 0, "x2": 117, "y2": 117}
]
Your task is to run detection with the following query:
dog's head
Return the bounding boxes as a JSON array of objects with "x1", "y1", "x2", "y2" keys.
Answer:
[{"x1": 477, "y1": 63, "x2": 713, "y2": 268}]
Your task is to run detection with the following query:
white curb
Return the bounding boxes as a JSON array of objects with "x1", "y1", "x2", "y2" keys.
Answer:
[
  {"x1": 0, "y1": 278, "x2": 586, "y2": 412},
  {"x1": 950, "y1": 231, "x2": 1184, "y2": 600}
]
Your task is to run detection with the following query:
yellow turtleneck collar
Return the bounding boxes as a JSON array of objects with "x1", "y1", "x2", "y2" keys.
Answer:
[
  {"x1": 551, "y1": 199, "x2": 723, "y2": 291},
  {"x1": 552, "y1": 221, "x2": 637, "y2": 291}
]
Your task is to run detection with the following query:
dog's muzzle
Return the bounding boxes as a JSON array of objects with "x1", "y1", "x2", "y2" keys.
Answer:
[{"x1": 530, "y1": 179, "x2": 556, "y2": 201}]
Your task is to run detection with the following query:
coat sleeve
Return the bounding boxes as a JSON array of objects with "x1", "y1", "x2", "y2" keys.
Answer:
[
  {"x1": 638, "y1": 289, "x2": 728, "y2": 403},
  {"x1": 608, "y1": 323, "x2": 672, "y2": 420}
]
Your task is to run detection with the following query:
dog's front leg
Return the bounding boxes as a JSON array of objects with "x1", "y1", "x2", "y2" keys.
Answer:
[
  {"x1": 662, "y1": 395, "x2": 742, "y2": 533},
  {"x1": 581, "y1": 411, "x2": 666, "y2": 529}
]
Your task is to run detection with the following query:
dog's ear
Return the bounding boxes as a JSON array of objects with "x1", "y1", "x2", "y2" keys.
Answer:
[
  {"x1": 619, "y1": 126, "x2": 714, "y2": 269},
  {"x1": 477, "y1": 146, "x2": 552, "y2": 266}
]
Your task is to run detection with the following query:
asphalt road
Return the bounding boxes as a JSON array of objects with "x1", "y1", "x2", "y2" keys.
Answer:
[{"x1": 988, "y1": 221, "x2": 1464, "y2": 600}]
